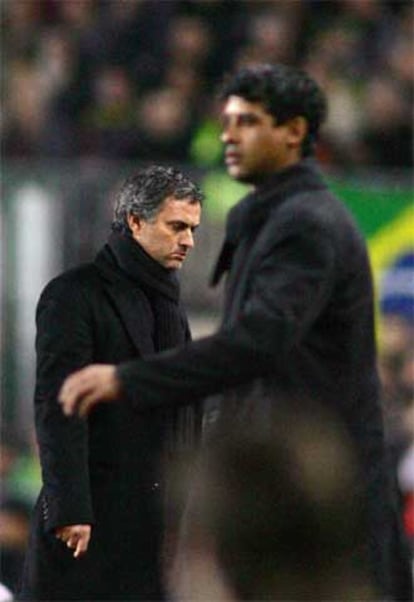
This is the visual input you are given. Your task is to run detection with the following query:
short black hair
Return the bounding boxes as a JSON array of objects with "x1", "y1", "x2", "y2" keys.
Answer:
[
  {"x1": 112, "y1": 164, "x2": 204, "y2": 235},
  {"x1": 219, "y1": 63, "x2": 327, "y2": 157}
]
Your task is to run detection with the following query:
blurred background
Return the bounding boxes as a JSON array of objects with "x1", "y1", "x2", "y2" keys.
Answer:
[{"x1": 1, "y1": 0, "x2": 413, "y2": 595}]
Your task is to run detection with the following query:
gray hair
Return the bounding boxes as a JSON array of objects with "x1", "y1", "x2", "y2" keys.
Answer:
[{"x1": 112, "y1": 165, "x2": 204, "y2": 234}]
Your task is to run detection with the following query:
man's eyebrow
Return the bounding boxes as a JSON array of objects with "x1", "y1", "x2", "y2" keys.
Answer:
[
  {"x1": 167, "y1": 219, "x2": 200, "y2": 228},
  {"x1": 221, "y1": 111, "x2": 261, "y2": 122}
]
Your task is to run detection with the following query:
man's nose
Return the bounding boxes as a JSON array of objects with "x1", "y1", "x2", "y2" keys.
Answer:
[
  {"x1": 221, "y1": 125, "x2": 236, "y2": 144},
  {"x1": 180, "y1": 230, "x2": 194, "y2": 249}
]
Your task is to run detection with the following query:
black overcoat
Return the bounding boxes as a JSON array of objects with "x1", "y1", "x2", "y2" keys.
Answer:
[
  {"x1": 19, "y1": 238, "x2": 193, "y2": 601},
  {"x1": 117, "y1": 160, "x2": 412, "y2": 600}
]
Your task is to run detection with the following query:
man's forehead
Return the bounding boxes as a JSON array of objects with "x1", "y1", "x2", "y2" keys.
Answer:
[
  {"x1": 159, "y1": 196, "x2": 201, "y2": 220},
  {"x1": 163, "y1": 195, "x2": 201, "y2": 207},
  {"x1": 222, "y1": 95, "x2": 266, "y2": 115}
]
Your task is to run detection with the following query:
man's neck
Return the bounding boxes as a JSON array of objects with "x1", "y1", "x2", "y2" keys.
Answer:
[{"x1": 248, "y1": 158, "x2": 304, "y2": 190}]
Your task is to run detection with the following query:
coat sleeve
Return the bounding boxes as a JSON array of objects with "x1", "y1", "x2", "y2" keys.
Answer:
[
  {"x1": 34, "y1": 276, "x2": 95, "y2": 532},
  {"x1": 118, "y1": 219, "x2": 336, "y2": 410}
]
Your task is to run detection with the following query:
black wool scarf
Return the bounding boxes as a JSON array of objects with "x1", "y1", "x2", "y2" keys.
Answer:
[
  {"x1": 104, "y1": 232, "x2": 199, "y2": 451},
  {"x1": 107, "y1": 231, "x2": 188, "y2": 352}
]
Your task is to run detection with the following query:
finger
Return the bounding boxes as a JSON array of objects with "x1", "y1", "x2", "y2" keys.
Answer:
[
  {"x1": 60, "y1": 379, "x2": 93, "y2": 416},
  {"x1": 62, "y1": 396, "x2": 80, "y2": 416},
  {"x1": 58, "y1": 382, "x2": 79, "y2": 416},
  {"x1": 78, "y1": 391, "x2": 101, "y2": 418},
  {"x1": 56, "y1": 529, "x2": 69, "y2": 542},
  {"x1": 58, "y1": 371, "x2": 88, "y2": 411},
  {"x1": 67, "y1": 535, "x2": 77, "y2": 549},
  {"x1": 73, "y1": 534, "x2": 89, "y2": 558}
]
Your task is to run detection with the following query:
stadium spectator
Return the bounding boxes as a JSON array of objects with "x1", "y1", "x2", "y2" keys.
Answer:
[
  {"x1": 359, "y1": 76, "x2": 413, "y2": 168},
  {"x1": 379, "y1": 325, "x2": 414, "y2": 552},
  {"x1": 79, "y1": 65, "x2": 140, "y2": 158},
  {"x1": 135, "y1": 86, "x2": 196, "y2": 163},
  {"x1": 0, "y1": 431, "x2": 34, "y2": 595}
]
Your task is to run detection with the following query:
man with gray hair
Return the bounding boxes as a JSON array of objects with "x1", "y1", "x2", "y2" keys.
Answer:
[{"x1": 19, "y1": 165, "x2": 203, "y2": 601}]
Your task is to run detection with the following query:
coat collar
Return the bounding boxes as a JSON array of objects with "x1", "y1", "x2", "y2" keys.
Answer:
[
  {"x1": 226, "y1": 158, "x2": 326, "y2": 243},
  {"x1": 211, "y1": 159, "x2": 327, "y2": 285}
]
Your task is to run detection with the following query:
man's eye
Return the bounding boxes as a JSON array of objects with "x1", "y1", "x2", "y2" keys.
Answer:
[
  {"x1": 171, "y1": 223, "x2": 184, "y2": 232},
  {"x1": 240, "y1": 115, "x2": 257, "y2": 125}
]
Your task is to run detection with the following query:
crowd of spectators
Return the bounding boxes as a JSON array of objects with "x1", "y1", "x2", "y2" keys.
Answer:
[
  {"x1": 1, "y1": 0, "x2": 413, "y2": 170},
  {"x1": 0, "y1": 428, "x2": 40, "y2": 594},
  {"x1": 378, "y1": 313, "x2": 414, "y2": 550}
]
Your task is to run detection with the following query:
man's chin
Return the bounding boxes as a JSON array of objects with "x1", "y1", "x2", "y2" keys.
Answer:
[
  {"x1": 227, "y1": 164, "x2": 246, "y2": 180},
  {"x1": 164, "y1": 260, "x2": 182, "y2": 270},
  {"x1": 227, "y1": 165, "x2": 267, "y2": 186},
  {"x1": 227, "y1": 166, "x2": 254, "y2": 184}
]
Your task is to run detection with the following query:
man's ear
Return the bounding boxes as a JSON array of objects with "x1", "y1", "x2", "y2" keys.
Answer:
[
  {"x1": 127, "y1": 214, "x2": 141, "y2": 236},
  {"x1": 286, "y1": 116, "x2": 308, "y2": 150}
]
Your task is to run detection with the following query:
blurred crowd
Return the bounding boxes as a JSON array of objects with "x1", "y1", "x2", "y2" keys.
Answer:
[
  {"x1": 379, "y1": 314, "x2": 414, "y2": 548},
  {"x1": 1, "y1": 0, "x2": 413, "y2": 169}
]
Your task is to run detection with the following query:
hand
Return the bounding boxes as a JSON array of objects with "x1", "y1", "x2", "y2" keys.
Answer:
[
  {"x1": 55, "y1": 524, "x2": 91, "y2": 558},
  {"x1": 58, "y1": 364, "x2": 121, "y2": 418}
]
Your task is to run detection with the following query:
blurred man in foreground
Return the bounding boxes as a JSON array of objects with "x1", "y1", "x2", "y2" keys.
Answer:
[
  {"x1": 59, "y1": 64, "x2": 413, "y2": 600},
  {"x1": 19, "y1": 165, "x2": 203, "y2": 601},
  {"x1": 169, "y1": 398, "x2": 375, "y2": 601}
]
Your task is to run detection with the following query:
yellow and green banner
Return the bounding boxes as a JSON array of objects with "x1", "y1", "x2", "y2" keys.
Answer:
[{"x1": 330, "y1": 179, "x2": 413, "y2": 322}]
